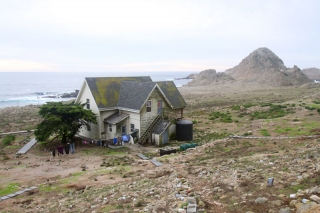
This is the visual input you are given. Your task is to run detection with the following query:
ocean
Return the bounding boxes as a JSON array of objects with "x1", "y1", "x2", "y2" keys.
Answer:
[{"x1": 0, "y1": 71, "x2": 195, "y2": 108}]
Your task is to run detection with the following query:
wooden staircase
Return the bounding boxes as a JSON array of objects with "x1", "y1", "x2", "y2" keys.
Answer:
[{"x1": 140, "y1": 114, "x2": 162, "y2": 145}]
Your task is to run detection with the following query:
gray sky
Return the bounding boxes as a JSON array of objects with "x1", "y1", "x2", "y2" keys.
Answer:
[{"x1": 0, "y1": 0, "x2": 319, "y2": 72}]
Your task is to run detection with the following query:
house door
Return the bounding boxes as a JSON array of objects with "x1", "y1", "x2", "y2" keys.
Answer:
[
  {"x1": 162, "y1": 130, "x2": 169, "y2": 144},
  {"x1": 121, "y1": 125, "x2": 126, "y2": 135},
  {"x1": 158, "y1": 100, "x2": 162, "y2": 114}
]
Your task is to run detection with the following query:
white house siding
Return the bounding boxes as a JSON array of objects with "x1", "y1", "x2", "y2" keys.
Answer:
[
  {"x1": 152, "y1": 133, "x2": 160, "y2": 145},
  {"x1": 76, "y1": 81, "x2": 100, "y2": 140},
  {"x1": 169, "y1": 123, "x2": 176, "y2": 136},
  {"x1": 100, "y1": 110, "x2": 117, "y2": 140},
  {"x1": 127, "y1": 112, "x2": 140, "y2": 136}
]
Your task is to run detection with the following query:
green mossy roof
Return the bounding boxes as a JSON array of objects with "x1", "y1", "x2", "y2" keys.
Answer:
[
  {"x1": 156, "y1": 81, "x2": 187, "y2": 108},
  {"x1": 85, "y1": 76, "x2": 152, "y2": 108}
]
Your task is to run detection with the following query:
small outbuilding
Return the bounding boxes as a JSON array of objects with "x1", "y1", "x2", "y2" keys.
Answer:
[{"x1": 152, "y1": 120, "x2": 171, "y2": 146}]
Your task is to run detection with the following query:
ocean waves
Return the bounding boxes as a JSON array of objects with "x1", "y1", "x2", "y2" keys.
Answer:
[{"x1": 0, "y1": 71, "x2": 195, "y2": 108}]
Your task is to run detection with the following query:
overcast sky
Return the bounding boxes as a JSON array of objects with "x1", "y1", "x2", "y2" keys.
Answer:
[{"x1": 0, "y1": 0, "x2": 319, "y2": 73}]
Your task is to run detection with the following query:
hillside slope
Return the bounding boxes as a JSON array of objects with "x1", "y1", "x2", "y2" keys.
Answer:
[
  {"x1": 186, "y1": 69, "x2": 234, "y2": 86},
  {"x1": 302, "y1": 67, "x2": 320, "y2": 80},
  {"x1": 224, "y1": 47, "x2": 311, "y2": 86}
]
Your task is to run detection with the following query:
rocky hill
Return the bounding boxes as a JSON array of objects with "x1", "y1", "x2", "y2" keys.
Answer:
[
  {"x1": 186, "y1": 69, "x2": 235, "y2": 86},
  {"x1": 302, "y1": 67, "x2": 320, "y2": 81},
  {"x1": 224, "y1": 47, "x2": 311, "y2": 86}
]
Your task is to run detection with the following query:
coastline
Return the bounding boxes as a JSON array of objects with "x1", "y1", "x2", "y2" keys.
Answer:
[{"x1": 0, "y1": 72, "x2": 194, "y2": 109}]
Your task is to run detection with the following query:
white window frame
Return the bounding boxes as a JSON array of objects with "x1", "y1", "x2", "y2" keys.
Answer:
[
  {"x1": 146, "y1": 100, "x2": 151, "y2": 112},
  {"x1": 108, "y1": 124, "x2": 112, "y2": 132},
  {"x1": 130, "y1": 123, "x2": 135, "y2": 131}
]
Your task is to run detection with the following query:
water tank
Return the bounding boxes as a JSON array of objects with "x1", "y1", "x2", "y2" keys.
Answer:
[{"x1": 176, "y1": 120, "x2": 193, "y2": 141}]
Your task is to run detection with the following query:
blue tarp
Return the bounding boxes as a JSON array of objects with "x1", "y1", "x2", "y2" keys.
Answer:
[{"x1": 122, "y1": 135, "x2": 129, "y2": 142}]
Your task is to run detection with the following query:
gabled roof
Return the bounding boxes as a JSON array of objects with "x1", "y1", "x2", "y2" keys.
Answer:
[
  {"x1": 85, "y1": 76, "x2": 152, "y2": 108},
  {"x1": 117, "y1": 81, "x2": 156, "y2": 110},
  {"x1": 153, "y1": 120, "x2": 170, "y2": 134},
  {"x1": 118, "y1": 80, "x2": 187, "y2": 111},
  {"x1": 104, "y1": 112, "x2": 129, "y2": 124},
  {"x1": 156, "y1": 81, "x2": 187, "y2": 109}
]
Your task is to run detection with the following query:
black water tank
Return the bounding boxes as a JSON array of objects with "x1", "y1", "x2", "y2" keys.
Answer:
[{"x1": 176, "y1": 120, "x2": 193, "y2": 141}]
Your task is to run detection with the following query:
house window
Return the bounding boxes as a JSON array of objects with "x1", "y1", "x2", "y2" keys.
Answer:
[
  {"x1": 109, "y1": 124, "x2": 112, "y2": 132},
  {"x1": 130, "y1": 124, "x2": 135, "y2": 131},
  {"x1": 121, "y1": 126, "x2": 126, "y2": 135},
  {"x1": 86, "y1": 123, "x2": 91, "y2": 131},
  {"x1": 86, "y1": 99, "x2": 90, "y2": 109},
  {"x1": 146, "y1": 100, "x2": 151, "y2": 112},
  {"x1": 158, "y1": 100, "x2": 162, "y2": 114}
]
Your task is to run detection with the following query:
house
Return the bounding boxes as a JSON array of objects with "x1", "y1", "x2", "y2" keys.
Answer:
[{"x1": 75, "y1": 76, "x2": 187, "y2": 145}]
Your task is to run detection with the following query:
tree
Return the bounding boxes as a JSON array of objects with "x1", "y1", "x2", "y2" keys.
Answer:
[{"x1": 34, "y1": 101, "x2": 97, "y2": 143}]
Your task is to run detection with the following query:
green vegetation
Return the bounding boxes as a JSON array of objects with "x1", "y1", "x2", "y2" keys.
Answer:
[
  {"x1": 231, "y1": 105, "x2": 240, "y2": 110},
  {"x1": 0, "y1": 183, "x2": 19, "y2": 196},
  {"x1": 243, "y1": 132, "x2": 253, "y2": 136},
  {"x1": 250, "y1": 104, "x2": 294, "y2": 119},
  {"x1": 260, "y1": 129, "x2": 270, "y2": 136},
  {"x1": 209, "y1": 111, "x2": 233, "y2": 123},
  {"x1": 305, "y1": 106, "x2": 316, "y2": 110},
  {"x1": 35, "y1": 101, "x2": 97, "y2": 144},
  {"x1": 194, "y1": 131, "x2": 229, "y2": 144},
  {"x1": 2, "y1": 134, "x2": 15, "y2": 147}
]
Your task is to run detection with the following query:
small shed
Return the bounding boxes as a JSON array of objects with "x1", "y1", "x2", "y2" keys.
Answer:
[{"x1": 152, "y1": 120, "x2": 170, "y2": 146}]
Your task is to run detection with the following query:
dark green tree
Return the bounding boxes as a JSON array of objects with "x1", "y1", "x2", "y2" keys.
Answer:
[{"x1": 34, "y1": 102, "x2": 97, "y2": 143}]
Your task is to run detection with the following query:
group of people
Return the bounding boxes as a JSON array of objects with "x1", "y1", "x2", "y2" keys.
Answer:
[{"x1": 49, "y1": 143, "x2": 75, "y2": 157}]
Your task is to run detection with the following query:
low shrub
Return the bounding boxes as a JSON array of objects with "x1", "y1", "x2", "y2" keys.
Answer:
[
  {"x1": 231, "y1": 105, "x2": 240, "y2": 110},
  {"x1": 2, "y1": 135, "x2": 15, "y2": 147},
  {"x1": 305, "y1": 106, "x2": 315, "y2": 110},
  {"x1": 260, "y1": 129, "x2": 270, "y2": 136}
]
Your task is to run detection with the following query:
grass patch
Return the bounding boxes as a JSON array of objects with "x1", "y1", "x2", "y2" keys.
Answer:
[
  {"x1": 260, "y1": 129, "x2": 270, "y2": 136},
  {"x1": 250, "y1": 104, "x2": 294, "y2": 120},
  {"x1": 72, "y1": 171, "x2": 85, "y2": 177},
  {"x1": 0, "y1": 183, "x2": 19, "y2": 196},
  {"x1": 5, "y1": 145, "x2": 21, "y2": 149},
  {"x1": 243, "y1": 132, "x2": 253, "y2": 136},
  {"x1": 194, "y1": 131, "x2": 229, "y2": 144},
  {"x1": 209, "y1": 111, "x2": 233, "y2": 123},
  {"x1": 103, "y1": 147, "x2": 130, "y2": 156}
]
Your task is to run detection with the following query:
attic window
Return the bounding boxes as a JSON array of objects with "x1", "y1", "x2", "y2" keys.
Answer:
[
  {"x1": 86, "y1": 99, "x2": 90, "y2": 109},
  {"x1": 146, "y1": 100, "x2": 151, "y2": 112}
]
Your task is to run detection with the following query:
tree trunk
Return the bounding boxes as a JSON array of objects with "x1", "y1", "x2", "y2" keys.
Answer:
[{"x1": 61, "y1": 134, "x2": 67, "y2": 144}]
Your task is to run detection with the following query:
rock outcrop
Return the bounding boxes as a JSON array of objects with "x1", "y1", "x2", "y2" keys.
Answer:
[
  {"x1": 302, "y1": 67, "x2": 320, "y2": 81},
  {"x1": 186, "y1": 69, "x2": 235, "y2": 86},
  {"x1": 224, "y1": 47, "x2": 311, "y2": 86}
]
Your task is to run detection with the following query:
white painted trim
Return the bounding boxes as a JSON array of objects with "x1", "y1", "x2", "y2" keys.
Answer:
[
  {"x1": 155, "y1": 84, "x2": 174, "y2": 109},
  {"x1": 75, "y1": 81, "x2": 86, "y2": 103},
  {"x1": 117, "y1": 107, "x2": 140, "y2": 113}
]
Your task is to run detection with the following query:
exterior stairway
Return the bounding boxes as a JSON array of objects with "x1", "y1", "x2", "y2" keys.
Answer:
[{"x1": 140, "y1": 114, "x2": 162, "y2": 144}]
